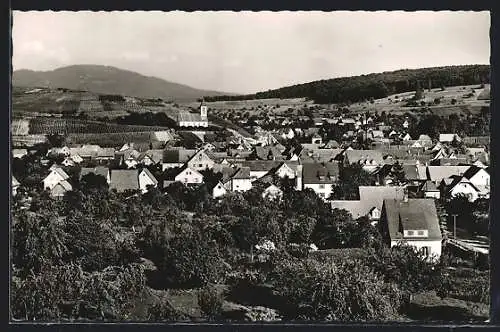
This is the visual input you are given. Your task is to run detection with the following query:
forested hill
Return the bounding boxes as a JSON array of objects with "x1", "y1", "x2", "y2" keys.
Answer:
[{"x1": 203, "y1": 65, "x2": 490, "y2": 104}]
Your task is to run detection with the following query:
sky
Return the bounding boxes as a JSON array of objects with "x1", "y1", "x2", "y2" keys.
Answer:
[{"x1": 12, "y1": 11, "x2": 491, "y2": 94}]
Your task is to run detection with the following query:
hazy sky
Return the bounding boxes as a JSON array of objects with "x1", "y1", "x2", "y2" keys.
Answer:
[{"x1": 12, "y1": 11, "x2": 490, "y2": 94}]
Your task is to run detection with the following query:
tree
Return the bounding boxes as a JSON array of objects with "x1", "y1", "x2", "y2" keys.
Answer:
[
  {"x1": 80, "y1": 173, "x2": 109, "y2": 193},
  {"x1": 389, "y1": 161, "x2": 406, "y2": 185},
  {"x1": 198, "y1": 284, "x2": 224, "y2": 320},
  {"x1": 46, "y1": 133, "x2": 66, "y2": 148},
  {"x1": 271, "y1": 257, "x2": 402, "y2": 321}
]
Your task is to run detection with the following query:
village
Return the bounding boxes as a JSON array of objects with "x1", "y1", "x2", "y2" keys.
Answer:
[{"x1": 10, "y1": 10, "x2": 492, "y2": 324}]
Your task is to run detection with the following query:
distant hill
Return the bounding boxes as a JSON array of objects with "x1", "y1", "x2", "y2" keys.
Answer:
[
  {"x1": 204, "y1": 64, "x2": 490, "y2": 104},
  {"x1": 12, "y1": 65, "x2": 235, "y2": 102}
]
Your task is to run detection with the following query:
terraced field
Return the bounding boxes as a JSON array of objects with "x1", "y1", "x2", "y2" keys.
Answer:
[
  {"x1": 66, "y1": 132, "x2": 155, "y2": 147},
  {"x1": 28, "y1": 117, "x2": 172, "y2": 135}
]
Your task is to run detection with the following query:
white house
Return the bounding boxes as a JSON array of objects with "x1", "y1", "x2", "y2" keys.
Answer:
[
  {"x1": 139, "y1": 168, "x2": 159, "y2": 193},
  {"x1": 212, "y1": 181, "x2": 228, "y2": 199},
  {"x1": 298, "y1": 162, "x2": 339, "y2": 200},
  {"x1": 186, "y1": 149, "x2": 215, "y2": 172},
  {"x1": 225, "y1": 167, "x2": 253, "y2": 192},
  {"x1": 174, "y1": 166, "x2": 204, "y2": 185},
  {"x1": 262, "y1": 184, "x2": 283, "y2": 201},
  {"x1": 61, "y1": 157, "x2": 76, "y2": 167},
  {"x1": 445, "y1": 178, "x2": 481, "y2": 202},
  {"x1": 274, "y1": 162, "x2": 297, "y2": 179},
  {"x1": 43, "y1": 167, "x2": 70, "y2": 191},
  {"x1": 380, "y1": 198, "x2": 442, "y2": 261}
]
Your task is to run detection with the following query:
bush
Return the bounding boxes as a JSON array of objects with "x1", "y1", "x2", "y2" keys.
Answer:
[
  {"x1": 198, "y1": 284, "x2": 224, "y2": 320},
  {"x1": 148, "y1": 295, "x2": 188, "y2": 321}
]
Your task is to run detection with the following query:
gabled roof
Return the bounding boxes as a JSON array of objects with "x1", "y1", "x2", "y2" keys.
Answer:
[
  {"x1": 299, "y1": 148, "x2": 343, "y2": 163},
  {"x1": 177, "y1": 111, "x2": 205, "y2": 123},
  {"x1": 231, "y1": 167, "x2": 252, "y2": 180},
  {"x1": 241, "y1": 160, "x2": 282, "y2": 172},
  {"x1": 153, "y1": 131, "x2": 174, "y2": 142},
  {"x1": 109, "y1": 169, "x2": 140, "y2": 192},
  {"x1": 51, "y1": 167, "x2": 70, "y2": 180},
  {"x1": 462, "y1": 165, "x2": 487, "y2": 180},
  {"x1": 359, "y1": 186, "x2": 406, "y2": 211},
  {"x1": 97, "y1": 148, "x2": 115, "y2": 158},
  {"x1": 417, "y1": 134, "x2": 433, "y2": 142},
  {"x1": 382, "y1": 199, "x2": 442, "y2": 241},
  {"x1": 427, "y1": 166, "x2": 471, "y2": 183},
  {"x1": 330, "y1": 201, "x2": 369, "y2": 220},
  {"x1": 345, "y1": 150, "x2": 384, "y2": 165},
  {"x1": 138, "y1": 149, "x2": 164, "y2": 164},
  {"x1": 302, "y1": 162, "x2": 340, "y2": 184},
  {"x1": 162, "y1": 148, "x2": 197, "y2": 163},
  {"x1": 439, "y1": 133, "x2": 459, "y2": 142}
]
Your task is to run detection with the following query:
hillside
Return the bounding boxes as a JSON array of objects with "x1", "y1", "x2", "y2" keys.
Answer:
[
  {"x1": 12, "y1": 65, "x2": 234, "y2": 101},
  {"x1": 204, "y1": 65, "x2": 490, "y2": 104}
]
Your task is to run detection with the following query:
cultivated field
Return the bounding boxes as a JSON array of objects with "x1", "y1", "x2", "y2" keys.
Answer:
[{"x1": 27, "y1": 117, "x2": 171, "y2": 135}]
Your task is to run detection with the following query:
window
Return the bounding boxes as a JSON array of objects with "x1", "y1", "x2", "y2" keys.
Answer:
[
  {"x1": 421, "y1": 246, "x2": 430, "y2": 256},
  {"x1": 198, "y1": 164, "x2": 203, "y2": 168},
  {"x1": 407, "y1": 230, "x2": 414, "y2": 236},
  {"x1": 184, "y1": 178, "x2": 188, "y2": 183},
  {"x1": 417, "y1": 230, "x2": 424, "y2": 236},
  {"x1": 319, "y1": 184, "x2": 325, "y2": 189},
  {"x1": 319, "y1": 193, "x2": 325, "y2": 198}
]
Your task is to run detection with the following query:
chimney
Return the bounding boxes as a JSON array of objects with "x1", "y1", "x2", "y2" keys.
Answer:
[{"x1": 295, "y1": 164, "x2": 303, "y2": 191}]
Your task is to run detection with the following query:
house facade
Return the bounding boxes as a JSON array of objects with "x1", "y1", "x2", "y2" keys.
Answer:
[{"x1": 174, "y1": 167, "x2": 204, "y2": 185}]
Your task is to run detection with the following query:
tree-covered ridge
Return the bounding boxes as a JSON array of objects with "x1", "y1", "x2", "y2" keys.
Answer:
[{"x1": 203, "y1": 65, "x2": 490, "y2": 104}]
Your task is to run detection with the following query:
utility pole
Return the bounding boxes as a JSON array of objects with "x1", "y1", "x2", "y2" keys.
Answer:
[{"x1": 451, "y1": 214, "x2": 458, "y2": 239}]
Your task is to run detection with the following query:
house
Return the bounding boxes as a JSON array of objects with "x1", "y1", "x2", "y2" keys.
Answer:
[
  {"x1": 420, "y1": 180, "x2": 440, "y2": 199},
  {"x1": 173, "y1": 166, "x2": 204, "y2": 185},
  {"x1": 368, "y1": 130, "x2": 384, "y2": 141},
  {"x1": 270, "y1": 161, "x2": 299, "y2": 179},
  {"x1": 439, "y1": 133, "x2": 461, "y2": 143},
  {"x1": 239, "y1": 160, "x2": 281, "y2": 181},
  {"x1": 43, "y1": 167, "x2": 70, "y2": 191},
  {"x1": 462, "y1": 136, "x2": 490, "y2": 146},
  {"x1": 109, "y1": 169, "x2": 140, "y2": 193},
  {"x1": 225, "y1": 167, "x2": 253, "y2": 192},
  {"x1": 12, "y1": 148, "x2": 28, "y2": 159},
  {"x1": 137, "y1": 149, "x2": 164, "y2": 166},
  {"x1": 211, "y1": 181, "x2": 228, "y2": 199},
  {"x1": 401, "y1": 133, "x2": 412, "y2": 141},
  {"x1": 344, "y1": 150, "x2": 384, "y2": 172},
  {"x1": 426, "y1": 166, "x2": 471, "y2": 184},
  {"x1": 297, "y1": 162, "x2": 340, "y2": 200},
  {"x1": 50, "y1": 180, "x2": 73, "y2": 198},
  {"x1": 70, "y1": 153, "x2": 84, "y2": 164},
  {"x1": 12, "y1": 176, "x2": 20, "y2": 196},
  {"x1": 331, "y1": 186, "x2": 406, "y2": 225},
  {"x1": 402, "y1": 120, "x2": 409, "y2": 129},
  {"x1": 440, "y1": 177, "x2": 484, "y2": 202},
  {"x1": 311, "y1": 134, "x2": 323, "y2": 145},
  {"x1": 463, "y1": 166, "x2": 490, "y2": 192},
  {"x1": 262, "y1": 184, "x2": 283, "y2": 201},
  {"x1": 139, "y1": 168, "x2": 159, "y2": 193},
  {"x1": 162, "y1": 148, "x2": 197, "y2": 170},
  {"x1": 74, "y1": 145, "x2": 103, "y2": 160},
  {"x1": 152, "y1": 131, "x2": 175, "y2": 144},
  {"x1": 116, "y1": 149, "x2": 141, "y2": 168},
  {"x1": 61, "y1": 157, "x2": 75, "y2": 167},
  {"x1": 186, "y1": 149, "x2": 215, "y2": 172},
  {"x1": 95, "y1": 148, "x2": 116, "y2": 162},
  {"x1": 80, "y1": 166, "x2": 111, "y2": 184},
  {"x1": 415, "y1": 135, "x2": 433, "y2": 148},
  {"x1": 47, "y1": 146, "x2": 71, "y2": 157},
  {"x1": 299, "y1": 148, "x2": 343, "y2": 164},
  {"x1": 380, "y1": 197, "x2": 443, "y2": 261}
]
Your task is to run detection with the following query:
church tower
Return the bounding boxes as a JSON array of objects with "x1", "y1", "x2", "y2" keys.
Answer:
[{"x1": 200, "y1": 99, "x2": 208, "y2": 119}]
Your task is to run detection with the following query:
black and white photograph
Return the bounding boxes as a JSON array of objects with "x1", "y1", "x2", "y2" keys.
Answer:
[{"x1": 10, "y1": 10, "x2": 491, "y2": 323}]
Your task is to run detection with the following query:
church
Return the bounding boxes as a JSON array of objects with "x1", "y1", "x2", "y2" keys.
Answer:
[{"x1": 176, "y1": 102, "x2": 209, "y2": 128}]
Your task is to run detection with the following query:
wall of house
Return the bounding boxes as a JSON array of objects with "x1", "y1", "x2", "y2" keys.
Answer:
[
  {"x1": 390, "y1": 239, "x2": 442, "y2": 261},
  {"x1": 175, "y1": 168, "x2": 203, "y2": 185},
  {"x1": 187, "y1": 153, "x2": 215, "y2": 171},
  {"x1": 51, "y1": 184, "x2": 69, "y2": 197},
  {"x1": 43, "y1": 171, "x2": 65, "y2": 190},
  {"x1": 470, "y1": 170, "x2": 490, "y2": 187},
  {"x1": 450, "y1": 183, "x2": 479, "y2": 202},
  {"x1": 276, "y1": 165, "x2": 296, "y2": 179},
  {"x1": 139, "y1": 171, "x2": 157, "y2": 193},
  {"x1": 231, "y1": 178, "x2": 252, "y2": 192},
  {"x1": 304, "y1": 183, "x2": 333, "y2": 200},
  {"x1": 213, "y1": 184, "x2": 227, "y2": 198}
]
